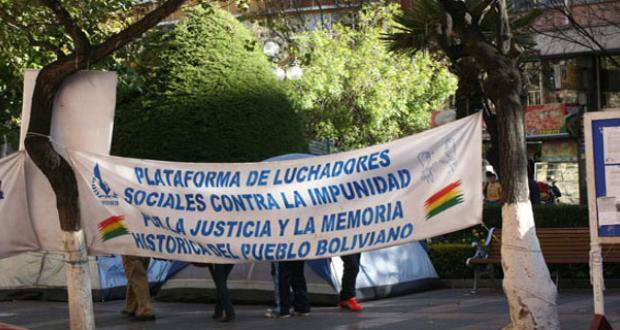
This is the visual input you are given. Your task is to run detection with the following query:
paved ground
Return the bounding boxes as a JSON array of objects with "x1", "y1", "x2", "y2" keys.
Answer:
[{"x1": 1, "y1": 288, "x2": 620, "y2": 329}]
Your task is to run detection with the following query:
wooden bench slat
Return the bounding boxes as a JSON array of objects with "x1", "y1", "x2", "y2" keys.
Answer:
[{"x1": 468, "y1": 227, "x2": 620, "y2": 266}]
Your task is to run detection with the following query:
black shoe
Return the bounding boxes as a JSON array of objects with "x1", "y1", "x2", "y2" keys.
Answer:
[
  {"x1": 212, "y1": 313, "x2": 223, "y2": 320},
  {"x1": 216, "y1": 314, "x2": 235, "y2": 322},
  {"x1": 131, "y1": 314, "x2": 156, "y2": 321},
  {"x1": 121, "y1": 310, "x2": 135, "y2": 317}
]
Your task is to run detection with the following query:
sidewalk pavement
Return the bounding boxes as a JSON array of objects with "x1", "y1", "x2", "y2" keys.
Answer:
[{"x1": 1, "y1": 288, "x2": 619, "y2": 329}]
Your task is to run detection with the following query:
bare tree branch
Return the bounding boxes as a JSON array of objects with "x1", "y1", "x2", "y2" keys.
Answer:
[
  {"x1": 471, "y1": 0, "x2": 497, "y2": 25},
  {"x1": 0, "y1": 6, "x2": 66, "y2": 58},
  {"x1": 533, "y1": 0, "x2": 620, "y2": 69},
  {"x1": 498, "y1": 0, "x2": 511, "y2": 54}
]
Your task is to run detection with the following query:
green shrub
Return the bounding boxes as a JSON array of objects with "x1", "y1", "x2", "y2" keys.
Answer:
[
  {"x1": 435, "y1": 204, "x2": 589, "y2": 244},
  {"x1": 482, "y1": 204, "x2": 589, "y2": 228},
  {"x1": 428, "y1": 205, "x2": 620, "y2": 281},
  {"x1": 112, "y1": 5, "x2": 306, "y2": 162},
  {"x1": 427, "y1": 243, "x2": 476, "y2": 278}
]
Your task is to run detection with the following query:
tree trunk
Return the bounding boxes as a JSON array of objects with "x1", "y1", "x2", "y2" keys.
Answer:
[
  {"x1": 452, "y1": 61, "x2": 501, "y2": 175},
  {"x1": 25, "y1": 62, "x2": 94, "y2": 329},
  {"x1": 19, "y1": 3, "x2": 187, "y2": 328},
  {"x1": 486, "y1": 64, "x2": 560, "y2": 329},
  {"x1": 64, "y1": 230, "x2": 94, "y2": 329}
]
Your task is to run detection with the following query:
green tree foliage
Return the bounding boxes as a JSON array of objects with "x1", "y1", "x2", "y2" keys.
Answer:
[
  {"x1": 112, "y1": 5, "x2": 307, "y2": 162},
  {"x1": 0, "y1": 0, "x2": 139, "y2": 148},
  {"x1": 287, "y1": 3, "x2": 456, "y2": 151}
]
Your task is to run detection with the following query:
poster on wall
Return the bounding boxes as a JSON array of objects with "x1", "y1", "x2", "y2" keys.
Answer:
[
  {"x1": 525, "y1": 103, "x2": 581, "y2": 137},
  {"x1": 541, "y1": 140, "x2": 578, "y2": 162}
]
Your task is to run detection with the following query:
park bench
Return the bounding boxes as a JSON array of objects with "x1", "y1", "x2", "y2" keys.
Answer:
[{"x1": 466, "y1": 227, "x2": 620, "y2": 292}]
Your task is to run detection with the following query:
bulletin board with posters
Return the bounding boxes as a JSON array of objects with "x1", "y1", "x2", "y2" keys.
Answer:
[
  {"x1": 585, "y1": 111, "x2": 620, "y2": 239},
  {"x1": 584, "y1": 110, "x2": 620, "y2": 322}
]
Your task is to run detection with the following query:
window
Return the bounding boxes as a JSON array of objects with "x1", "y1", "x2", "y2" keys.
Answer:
[{"x1": 601, "y1": 55, "x2": 620, "y2": 109}]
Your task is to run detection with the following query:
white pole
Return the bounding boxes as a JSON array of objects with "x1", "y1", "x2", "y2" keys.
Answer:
[
  {"x1": 63, "y1": 230, "x2": 95, "y2": 330},
  {"x1": 590, "y1": 243, "x2": 605, "y2": 315},
  {"x1": 584, "y1": 112, "x2": 606, "y2": 319}
]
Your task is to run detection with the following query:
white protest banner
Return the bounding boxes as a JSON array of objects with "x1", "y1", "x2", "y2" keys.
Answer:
[
  {"x1": 0, "y1": 152, "x2": 40, "y2": 258},
  {"x1": 70, "y1": 113, "x2": 483, "y2": 263}
]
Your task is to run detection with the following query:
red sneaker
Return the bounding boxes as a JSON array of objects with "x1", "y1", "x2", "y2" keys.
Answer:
[{"x1": 339, "y1": 297, "x2": 363, "y2": 311}]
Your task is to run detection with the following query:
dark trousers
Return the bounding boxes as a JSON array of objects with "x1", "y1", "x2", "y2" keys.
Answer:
[
  {"x1": 208, "y1": 264, "x2": 234, "y2": 317},
  {"x1": 278, "y1": 261, "x2": 310, "y2": 316},
  {"x1": 340, "y1": 253, "x2": 361, "y2": 301}
]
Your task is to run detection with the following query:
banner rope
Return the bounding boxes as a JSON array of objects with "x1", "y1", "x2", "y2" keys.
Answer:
[
  {"x1": 25, "y1": 132, "x2": 52, "y2": 139},
  {"x1": 25, "y1": 132, "x2": 67, "y2": 150}
]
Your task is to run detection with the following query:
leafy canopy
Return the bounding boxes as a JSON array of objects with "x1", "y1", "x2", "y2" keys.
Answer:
[
  {"x1": 287, "y1": 3, "x2": 457, "y2": 151},
  {"x1": 385, "y1": 0, "x2": 541, "y2": 58},
  {"x1": 112, "y1": 4, "x2": 307, "y2": 162},
  {"x1": 0, "y1": 0, "x2": 146, "y2": 146}
]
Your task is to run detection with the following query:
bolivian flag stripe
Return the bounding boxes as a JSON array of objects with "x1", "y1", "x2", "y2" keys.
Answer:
[
  {"x1": 424, "y1": 180, "x2": 464, "y2": 220},
  {"x1": 98, "y1": 215, "x2": 129, "y2": 241}
]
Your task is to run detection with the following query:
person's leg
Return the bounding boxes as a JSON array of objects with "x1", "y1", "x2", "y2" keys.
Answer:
[
  {"x1": 207, "y1": 264, "x2": 223, "y2": 319},
  {"x1": 134, "y1": 257, "x2": 155, "y2": 318},
  {"x1": 122, "y1": 255, "x2": 155, "y2": 320},
  {"x1": 265, "y1": 262, "x2": 282, "y2": 318},
  {"x1": 340, "y1": 253, "x2": 360, "y2": 300},
  {"x1": 217, "y1": 264, "x2": 235, "y2": 320},
  {"x1": 291, "y1": 261, "x2": 310, "y2": 315},
  {"x1": 121, "y1": 256, "x2": 137, "y2": 315},
  {"x1": 277, "y1": 262, "x2": 293, "y2": 317},
  {"x1": 339, "y1": 253, "x2": 362, "y2": 311}
]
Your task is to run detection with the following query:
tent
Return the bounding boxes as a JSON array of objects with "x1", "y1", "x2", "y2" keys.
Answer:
[
  {"x1": 156, "y1": 241, "x2": 441, "y2": 305},
  {"x1": 0, "y1": 253, "x2": 172, "y2": 302},
  {"x1": 0, "y1": 153, "x2": 441, "y2": 303}
]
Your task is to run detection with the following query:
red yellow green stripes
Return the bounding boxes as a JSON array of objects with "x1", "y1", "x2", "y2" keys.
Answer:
[
  {"x1": 98, "y1": 215, "x2": 129, "y2": 242},
  {"x1": 425, "y1": 180, "x2": 464, "y2": 220}
]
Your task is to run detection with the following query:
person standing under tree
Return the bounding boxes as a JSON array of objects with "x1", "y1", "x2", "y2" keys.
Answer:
[{"x1": 339, "y1": 253, "x2": 363, "y2": 311}]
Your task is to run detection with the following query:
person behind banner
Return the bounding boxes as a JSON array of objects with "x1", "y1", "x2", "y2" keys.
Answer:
[
  {"x1": 121, "y1": 255, "x2": 156, "y2": 321},
  {"x1": 209, "y1": 263, "x2": 235, "y2": 322},
  {"x1": 265, "y1": 261, "x2": 310, "y2": 318},
  {"x1": 338, "y1": 253, "x2": 363, "y2": 311},
  {"x1": 264, "y1": 262, "x2": 282, "y2": 318},
  {"x1": 193, "y1": 262, "x2": 235, "y2": 322}
]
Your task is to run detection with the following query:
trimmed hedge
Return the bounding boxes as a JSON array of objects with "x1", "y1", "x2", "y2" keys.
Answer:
[
  {"x1": 435, "y1": 204, "x2": 589, "y2": 244},
  {"x1": 112, "y1": 5, "x2": 306, "y2": 162},
  {"x1": 481, "y1": 204, "x2": 589, "y2": 228},
  {"x1": 429, "y1": 204, "x2": 598, "y2": 279},
  {"x1": 427, "y1": 243, "x2": 476, "y2": 278}
]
